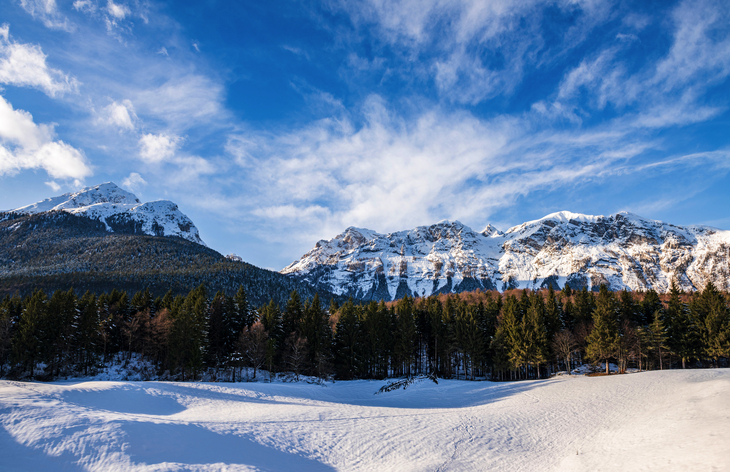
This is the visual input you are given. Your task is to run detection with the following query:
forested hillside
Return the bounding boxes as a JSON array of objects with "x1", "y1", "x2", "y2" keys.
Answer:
[
  {"x1": 0, "y1": 210, "x2": 332, "y2": 305},
  {"x1": 2, "y1": 282, "x2": 727, "y2": 382}
]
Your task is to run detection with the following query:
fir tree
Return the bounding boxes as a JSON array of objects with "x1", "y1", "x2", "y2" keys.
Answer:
[{"x1": 586, "y1": 285, "x2": 619, "y2": 374}]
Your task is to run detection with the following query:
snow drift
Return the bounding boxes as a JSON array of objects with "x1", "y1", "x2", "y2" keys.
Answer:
[{"x1": 1, "y1": 369, "x2": 728, "y2": 471}]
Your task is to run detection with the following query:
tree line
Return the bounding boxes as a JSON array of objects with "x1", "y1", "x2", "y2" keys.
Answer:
[{"x1": 1, "y1": 281, "x2": 728, "y2": 381}]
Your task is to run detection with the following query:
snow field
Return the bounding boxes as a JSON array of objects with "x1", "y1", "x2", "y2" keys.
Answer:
[{"x1": 1, "y1": 369, "x2": 729, "y2": 471}]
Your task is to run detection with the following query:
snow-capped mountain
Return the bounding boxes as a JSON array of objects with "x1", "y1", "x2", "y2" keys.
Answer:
[
  {"x1": 282, "y1": 211, "x2": 730, "y2": 300},
  {"x1": 8, "y1": 182, "x2": 204, "y2": 245}
]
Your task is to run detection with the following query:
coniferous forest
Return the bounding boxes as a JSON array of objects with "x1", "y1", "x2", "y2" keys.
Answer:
[{"x1": 1, "y1": 281, "x2": 728, "y2": 382}]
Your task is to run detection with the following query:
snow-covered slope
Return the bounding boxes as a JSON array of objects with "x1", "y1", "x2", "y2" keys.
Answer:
[
  {"x1": 1, "y1": 370, "x2": 728, "y2": 471},
  {"x1": 8, "y1": 182, "x2": 204, "y2": 245},
  {"x1": 283, "y1": 211, "x2": 730, "y2": 299}
]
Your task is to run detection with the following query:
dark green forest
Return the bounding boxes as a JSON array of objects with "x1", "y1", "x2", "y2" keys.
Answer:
[{"x1": 1, "y1": 282, "x2": 728, "y2": 382}]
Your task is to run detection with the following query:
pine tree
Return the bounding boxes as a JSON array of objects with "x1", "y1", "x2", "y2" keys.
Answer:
[
  {"x1": 12, "y1": 290, "x2": 46, "y2": 377},
  {"x1": 282, "y1": 290, "x2": 304, "y2": 340},
  {"x1": 206, "y1": 292, "x2": 228, "y2": 370},
  {"x1": 586, "y1": 285, "x2": 619, "y2": 374},
  {"x1": 76, "y1": 291, "x2": 100, "y2": 376},
  {"x1": 646, "y1": 310, "x2": 669, "y2": 370},
  {"x1": 302, "y1": 294, "x2": 332, "y2": 379},
  {"x1": 394, "y1": 296, "x2": 416, "y2": 377},
  {"x1": 169, "y1": 285, "x2": 207, "y2": 380},
  {"x1": 334, "y1": 300, "x2": 361, "y2": 380},
  {"x1": 523, "y1": 292, "x2": 548, "y2": 379},
  {"x1": 640, "y1": 289, "x2": 662, "y2": 327},
  {"x1": 496, "y1": 295, "x2": 525, "y2": 378},
  {"x1": 664, "y1": 280, "x2": 697, "y2": 368}
]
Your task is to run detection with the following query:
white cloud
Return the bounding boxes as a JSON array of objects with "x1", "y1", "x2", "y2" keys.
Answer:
[
  {"x1": 44, "y1": 180, "x2": 61, "y2": 192},
  {"x1": 99, "y1": 99, "x2": 137, "y2": 130},
  {"x1": 0, "y1": 25, "x2": 79, "y2": 97},
  {"x1": 73, "y1": 0, "x2": 94, "y2": 13},
  {"x1": 121, "y1": 171, "x2": 146, "y2": 192},
  {"x1": 226, "y1": 95, "x2": 659, "y2": 246},
  {"x1": 157, "y1": 47, "x2": 168, "y2": 56},
  {"x1": 19, "y1": 0, "x2": 74, "y2": 31},
  {"x1": 0, "y1": 95, "x2": 92, "y2": 180},
  {"x1": 106, "y1": 0, "x2": 130, "y2": 20},
  {"x1": 138, "y1": 133, "x2": 180, "y2": 163}
]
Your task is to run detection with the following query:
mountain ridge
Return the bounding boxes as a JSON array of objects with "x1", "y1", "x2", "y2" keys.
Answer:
[{"x1": 282, "y1": 211, "x2": 730, "y2": 300}]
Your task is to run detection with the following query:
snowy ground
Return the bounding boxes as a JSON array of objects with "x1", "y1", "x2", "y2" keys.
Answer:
[{"x1": 1, "y1": 370, "x2": 729, "y2": 472}]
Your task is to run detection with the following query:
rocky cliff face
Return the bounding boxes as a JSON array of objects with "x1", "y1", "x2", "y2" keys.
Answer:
[
  {"x1": 282, "y1": 211, "x2": 730, "y2": 300},
  {"x1": 7, "y1": 182, "x2": 204, "y2": 245}
]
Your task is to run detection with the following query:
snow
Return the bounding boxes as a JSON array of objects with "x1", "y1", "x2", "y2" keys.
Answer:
[
  {"x1": 506, "y1": 210, "x2": 604, "y2": 234},
  {"x1": 9, "y1": 182, "x2": 205, "y2": 246},
  {"x1": 284, "y1": 211, "x2": 730, "y2": 297},
  {"x1": 1, "y1": 369, "x2": 728, "y2": 471}
]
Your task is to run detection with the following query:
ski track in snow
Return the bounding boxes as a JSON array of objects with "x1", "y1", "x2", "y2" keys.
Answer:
[{"x1": 1, "y1": 370, "x2": 729, "y2": 471}]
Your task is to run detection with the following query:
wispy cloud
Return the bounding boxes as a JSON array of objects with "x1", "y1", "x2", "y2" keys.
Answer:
[
  {"x1": 18, "y1": 0, "x2": 74, "y2": 31},
  {"x1": 329, "y1": 0, "x2": 615, "y2": 104}
]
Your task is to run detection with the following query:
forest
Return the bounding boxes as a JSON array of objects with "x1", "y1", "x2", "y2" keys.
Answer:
[{"x1": 1, "y1": 281, "x2": 728, "y2": 382}]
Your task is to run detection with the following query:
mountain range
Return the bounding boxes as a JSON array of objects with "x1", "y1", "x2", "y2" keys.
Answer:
[
  {"x1": 3, "y1": 183, "x2": 729, "y2": 302},
  {"x1": 282, "y1": 211, "x2": 730, "y2": 300}
]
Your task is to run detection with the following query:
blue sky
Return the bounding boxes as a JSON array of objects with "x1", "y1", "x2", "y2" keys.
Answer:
[{"x1": 1, "y1": 0, "x2": 729, "y2": 270}]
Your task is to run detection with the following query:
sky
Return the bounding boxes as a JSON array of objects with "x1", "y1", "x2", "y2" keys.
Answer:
[{"x1": 0, "y1": 0, "x2": 729, "y2": 270}]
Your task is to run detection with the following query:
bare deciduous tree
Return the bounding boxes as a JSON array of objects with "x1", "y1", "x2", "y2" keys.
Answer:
[
  {"x1": 239, "y1": 321, "x2": 267, "y2": 380},
  {"x1": 552, "y1": 330, "x2": 576, "y2": 374},
  {"x1": 285, "y1": 333, "x2": 308, "y2": 381}
]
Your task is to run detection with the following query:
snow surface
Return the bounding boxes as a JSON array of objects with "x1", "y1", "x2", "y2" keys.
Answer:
[
  {"x1": 8, "y1": 183, "x2": 204, "y2": 246},
  {"x1": 1, "y1": 369, "x2": 728, "y2": 471}
]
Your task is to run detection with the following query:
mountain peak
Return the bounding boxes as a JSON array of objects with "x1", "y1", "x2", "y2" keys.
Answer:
[
  {"x1": 8, "y1": 182, "x2": 204, "y2": 246},
  {"x1": 12, "y1": 182, "x2": 140, "y2": 214}
]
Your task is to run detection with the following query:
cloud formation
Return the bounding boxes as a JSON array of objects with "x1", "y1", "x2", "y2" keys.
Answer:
[
  {"x1": 18, "y1": 0, "x2": 74, "y2": 31},
  {"x1": 99, "y1": 99, "x2": 137, "y2": 130},
  {"x1": 138, "y1": 133, "x2": 180, "y2": 163},
  {"x1": 331, "y1": 0, "x2": 614, "y2": 104},
  {"x1": 0, "y1": 25, "x2": 79, "y2": 96},
  {"x1": 0, "y1": 95, "x2": 91, "y2": 180},
  {"x1": 121, "y1": 171, "x2": 146, "y2": 193}
]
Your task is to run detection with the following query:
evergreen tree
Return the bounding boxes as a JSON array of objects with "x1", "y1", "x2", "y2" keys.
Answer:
[
  {"x1": 646, "y1": 310, "x2": 669, "y2": 370},
  {"x1": 640, "y1": 289, "x2": 662, "y2": 327},
  {"x1": 169, "y1": 285, "x2": 207, "y2": 380},
  {"x1": 523, "y1": 292, "x2": 548, "y2": 379},
  {"x1": 664, "y1": 280, "x2": 698, "y2": 368},
  {"x1": 394, "y1": 296, "x2": 416, "y2": 377},
  {"x1": 586, "y1": 285, "x2": 619, "y2": 374},
  {"x1": 302, "y1": 294, "x2": 332, "y2": 379},
  {"x1": 75, "y1": 291, "x2": 100, "y2": 375},
  {"x1": 206, "y1": 292, "x2": 229, "y2": 369},
  {"x1": 12, "y1": 290, "x2": 46, "y2": 377},
  {"x1": 282, "y1": 290, "x2": 304, "y2": 340},
  {"x1": 334, "y1": 300, "x2": 362, "y2": 379},
  {"x1": 618, "y1": 289, "x2": 640, "y2": 326}
]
